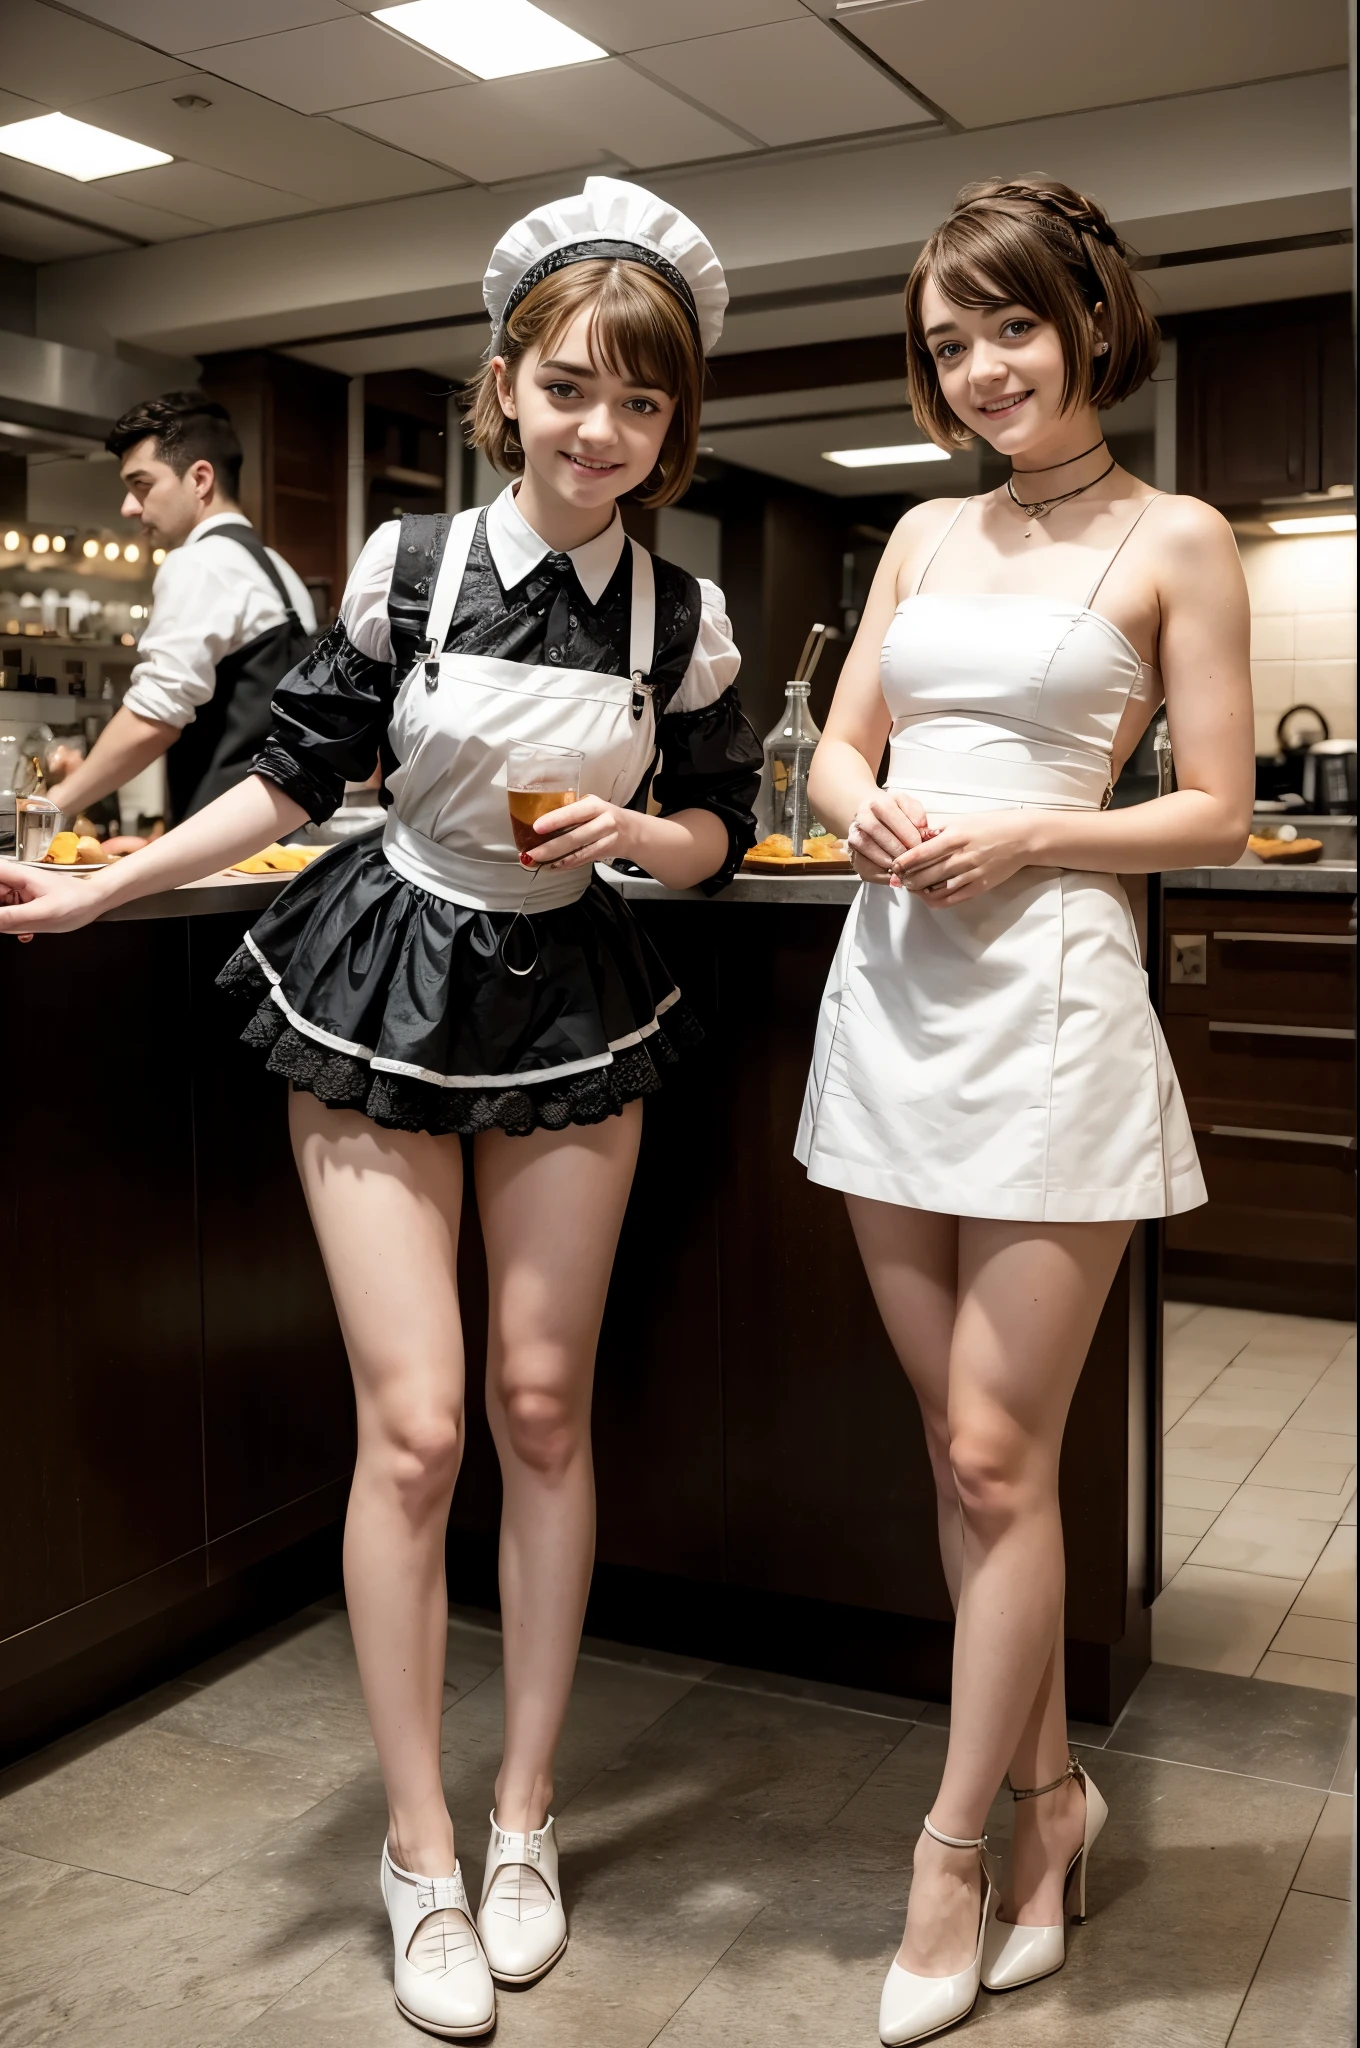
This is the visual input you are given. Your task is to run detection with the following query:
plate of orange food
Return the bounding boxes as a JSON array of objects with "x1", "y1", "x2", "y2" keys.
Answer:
[
  {"x1": 26, "y1": 830, "x2": 113, "y2": 871},
  {"x1": 743, "y1": 832, "x2": 853, "y2": 873},
  {"x1": 228, "y1": 842, "x2": 331, "y2": 876}
]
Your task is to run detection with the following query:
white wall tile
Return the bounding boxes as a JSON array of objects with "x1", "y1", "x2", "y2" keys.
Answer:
[
  {"x1": 1292, "y1": 660, "x2": 1357, "y2": 739},
  {"x1": 1251, "y1": 613, "x2": 1295, "y2": 660},
  {"x1": 1294, "y1": 612, "x2": 1357, "y2": 661},
  {"x1": 1251, "y1": 659, "x2": 1296, "y2": 712}
]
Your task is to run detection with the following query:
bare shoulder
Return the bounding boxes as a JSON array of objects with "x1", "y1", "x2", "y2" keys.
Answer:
[
  {"x1": 883, "y1": 496, "x2": 967, "y2": 595},
  {"x1": 1144, "y1": 493, "x2": 1241, "y2": 569}
]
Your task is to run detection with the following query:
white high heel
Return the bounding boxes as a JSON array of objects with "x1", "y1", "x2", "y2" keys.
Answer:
[
  {"x1": 981, "y1": 1755, "x2": 1107, "y2": 1994},
  {"x1": 380, "y1": 1841, "x2": 497, "y2": 2039},
  {"x1": 878, "y1": 1816, "x2": 994, "y2": 2046},
  {"x1": 477, "y1": 1810, "x2": 568, "y2": 1986}
]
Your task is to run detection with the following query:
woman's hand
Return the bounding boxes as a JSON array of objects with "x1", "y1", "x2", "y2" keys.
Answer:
[
  {"x1": 848, "y1": 789, "x2": 930, "y2": 884},
  {"x1": 522, "y1": 795, "x2": 637, "y2": 873},
  {"x1": 891, "y1": 811, "x2": 1036, "y2": 905},
  {"x1": 0, "y1": 861, "x2": 107, "y2": 942}
]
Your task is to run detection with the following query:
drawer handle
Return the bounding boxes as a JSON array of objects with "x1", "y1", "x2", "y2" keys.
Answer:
[
  {"x1": 1208, "y1": 1021, "x2": 1356, "y2": 1040},
  {"x1": 1212, "y1": 931, "x2": 1356, "y2": 946},
  {"x1": 1202, "y1": 1123, "x2": 1357, "y2": 1149}
]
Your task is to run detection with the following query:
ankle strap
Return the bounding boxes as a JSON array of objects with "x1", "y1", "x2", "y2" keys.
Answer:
[
  {"x1": 1009, "y1": 1754, "x2": 1082, "y2": 1803},
  {"x1": 923, "y1": 1814, "x2": 987, "y2": 1851}
]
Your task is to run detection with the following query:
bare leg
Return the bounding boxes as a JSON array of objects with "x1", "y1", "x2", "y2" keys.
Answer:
[
  {"x1": 848, "y1": 1195, "x2": 1075, "y2": 1919},
  {"x1": 901, "y1": 1217, "x2": 1130, "y2": 1972},
  {"x1": 290, "y1": 1091, "x2": 466, "y2": 1880},
  {"x1": 474, "y1": 1101, "x2": 642, "y2": 1833},
  {"x1": 846, "y1": 1197, "x2": 962, "y2": 1600}
]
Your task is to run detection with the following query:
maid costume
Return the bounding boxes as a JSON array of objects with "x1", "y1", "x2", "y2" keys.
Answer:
[{"x1": 219, "y1": 179, "x2": 760, "y2": 1138}]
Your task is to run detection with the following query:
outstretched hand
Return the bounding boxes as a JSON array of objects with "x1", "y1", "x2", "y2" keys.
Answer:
[{"x1": 0, "y1": 860, "x2": 104, "y2": 942}]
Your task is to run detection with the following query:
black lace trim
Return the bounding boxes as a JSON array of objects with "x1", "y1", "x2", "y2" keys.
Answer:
[{"x1": 218, "y1": 947, "x2": 703, "y2": 1139}]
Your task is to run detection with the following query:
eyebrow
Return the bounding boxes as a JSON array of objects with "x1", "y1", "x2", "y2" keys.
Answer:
[
  {"x1": 923, "y1": 322, "x2": 959, "y2": 340},
  {"x1": 539, "y1": 356, "x2": 666, "y2": 393}
]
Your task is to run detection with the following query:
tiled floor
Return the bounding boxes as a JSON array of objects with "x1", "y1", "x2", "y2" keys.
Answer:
[
  {"x1": 0, "y1": 1605, "x2": 1353, "y2": 2047},
  {"x1": 1156, "y1": 1306, "x2": 1356, "y2": 1695}
]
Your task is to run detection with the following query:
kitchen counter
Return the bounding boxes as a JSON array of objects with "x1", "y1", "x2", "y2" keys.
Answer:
[{"x1": 1162, "y1": 858, "x2": 1357, "y2": 893}]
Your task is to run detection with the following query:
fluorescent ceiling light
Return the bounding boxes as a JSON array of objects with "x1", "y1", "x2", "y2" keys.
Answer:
[
  {"x1": 0, "y1": 112, "x2": 172, "y2": 182},
  {"x1": 374, "y1": 0, "x2": 606, "y2": 79},
  {"x1": 1266, "y1": 513, "x2": 1356, "y2": 535},
  {"x1": 823, "y1": 443, "x2": 952, "y2": 468}
]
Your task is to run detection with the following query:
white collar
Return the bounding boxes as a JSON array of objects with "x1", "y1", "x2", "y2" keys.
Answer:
[
  {"x1": 484, "y1": 486, "x2": 626, "y2": 607},
  {"x1": 185, "y1": 512, "x2": 253, "y2": 546}
]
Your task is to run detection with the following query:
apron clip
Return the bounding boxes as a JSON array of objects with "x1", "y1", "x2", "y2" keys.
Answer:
[
  {"x1": 631, "y1": 672, "x2": 655, "y2": 722},
  {"x1": 423, "y1": 637, "x2": 441, "y2": 693}
]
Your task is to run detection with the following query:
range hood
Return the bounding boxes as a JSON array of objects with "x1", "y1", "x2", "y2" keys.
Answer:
[{"x1": 0, "y1": 330, "x2": 170, "y2": 443}]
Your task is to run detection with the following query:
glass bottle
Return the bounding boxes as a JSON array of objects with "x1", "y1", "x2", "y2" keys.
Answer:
[{"x1": 760, "y1": 680, "x2": 824, "y2": 852}]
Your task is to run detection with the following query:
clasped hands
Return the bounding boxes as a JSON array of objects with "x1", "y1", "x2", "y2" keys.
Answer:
[{"x1": 847, "y1": 790, "x2": 1034, "y2": 906}]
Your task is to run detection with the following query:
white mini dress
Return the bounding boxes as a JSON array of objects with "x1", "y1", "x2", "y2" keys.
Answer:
[{"x1": 795, "y1": 498, "x2": 1207, "y2": 1224}]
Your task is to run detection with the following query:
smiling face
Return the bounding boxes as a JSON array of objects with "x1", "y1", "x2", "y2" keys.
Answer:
[
  {"x1": 494, "y1": 307, "x2": 677, "y2": 520},
  {"x1": 916, "y1": 274, "x2": 1095, "y2": 462}
]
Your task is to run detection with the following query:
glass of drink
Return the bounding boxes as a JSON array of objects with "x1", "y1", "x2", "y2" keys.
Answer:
[
  {"x1": 16, "y1": 794, "x2": 59, "y2": 863},
  {"x1": 507, "y1": 742, "x2": 584, "y2": 866}
]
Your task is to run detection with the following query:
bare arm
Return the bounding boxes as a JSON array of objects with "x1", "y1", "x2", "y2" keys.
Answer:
[
  {"x1": 808, "y1": 506, "x2": 947, "y2": 877},
  {"x1": 48, "y1": 705, "x2": 179, "y2": 820},
  {"x1": 0, "y1": 773, "x2": 308, "y2": 937},
  {"x1": 893, "y1": 498, "x2": 1254, "y2": 903}
]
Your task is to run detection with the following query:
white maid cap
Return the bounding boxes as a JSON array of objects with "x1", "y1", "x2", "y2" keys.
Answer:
[{"x1": 482, "y1": 175, "x2": 728, "y2": 356}]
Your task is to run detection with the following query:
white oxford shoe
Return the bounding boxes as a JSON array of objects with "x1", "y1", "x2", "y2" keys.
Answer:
[
  {"x1": 476, "y1": 1811, "x2": 568, "y2": 1986},
  {"x1": 982, "y1": 1755, "x2": 1107, "y2": 1994},
  {"x1": 878, "y1": 1817, "x2": 994, "y2": 2046},
  {"x1": 381, "y1": 1841, "x2": 496, "y2": 2039}
]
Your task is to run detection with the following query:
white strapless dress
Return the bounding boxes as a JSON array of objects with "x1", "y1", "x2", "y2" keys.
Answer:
[{"x1": 794, "y1": 583, "x2": 1206, "y2": 1223}]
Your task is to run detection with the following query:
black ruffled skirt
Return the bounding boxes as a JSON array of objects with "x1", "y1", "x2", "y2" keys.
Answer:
[{"x1": 216, "y1": 831, "x2": 701, "y2": 1137}]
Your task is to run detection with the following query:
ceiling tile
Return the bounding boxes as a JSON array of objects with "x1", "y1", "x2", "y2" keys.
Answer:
[
  {"x1": 0, "y1": 2, "x2": 184, "y2": 106},
  {"x1": 843, "y1": 0, "x2": 1348, "y2": 127},
  {"x1": 69, "y1": 73, "x2": 465, "y2": 203},
  {"x1": 538, "y1": 1, "x2": 805, "y2": 49},
  {"x1": 590, "y1": 60, "x2": 753, "y2": 167},
  {"x1": 99, "y1": 160, "x2": 321, "y2": 228},
  {"x1": 0, "y1": 153, "x2": 215, "y2": 241},
  {"x1": 0, "y1": 195, "x2": 127, "y2": 261},
  {"x1": 185, "y1": 17, "x2": 463, "y2": 117},
  {"x1": 633, "y1": 17, "x2": 934, "y2": 147},
  {"x1": 62, "y1": 2, "x2": 351, "y2": 54},
  {"x1": 0, "y1": 90, "x2": 50, "y2": 125},
  {"x1": 334, "y1": 75, "x2": 616, "y2": 183}
]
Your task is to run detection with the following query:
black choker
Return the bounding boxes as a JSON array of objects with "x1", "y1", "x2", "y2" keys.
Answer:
[
  {"x1": 1011, "y1": 439, "x2": 1107, "y2": 476},
  {"x1": 1005, "y1": 457, "x2": 1116, "y2": 521}
]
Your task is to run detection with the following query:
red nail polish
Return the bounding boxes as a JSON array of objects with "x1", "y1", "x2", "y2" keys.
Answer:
[{"x1": 519, "y1": 852, "x2": 534, "y2": 868}]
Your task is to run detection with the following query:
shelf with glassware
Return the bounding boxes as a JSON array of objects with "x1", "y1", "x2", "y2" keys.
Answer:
[{"x1": 0, "y1": 519, "x2": 156, "y2": 650}]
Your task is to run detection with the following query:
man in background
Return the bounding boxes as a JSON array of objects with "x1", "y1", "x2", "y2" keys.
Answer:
[{"x1": 49, "y1": 392, "x2": 316, "y2": 825}]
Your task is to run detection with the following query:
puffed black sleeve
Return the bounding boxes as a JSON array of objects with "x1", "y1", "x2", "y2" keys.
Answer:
[
  {"x1": 251, "y1": 524, "x2": 400, "y2": 823},
  {"x1": 653, "y1": 685, "x2": 762, "y2": 894}
]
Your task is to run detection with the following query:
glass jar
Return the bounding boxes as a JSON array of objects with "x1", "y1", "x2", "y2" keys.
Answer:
[{"x1": 760, "y1": 680, "x2": 824, "y2": 852}]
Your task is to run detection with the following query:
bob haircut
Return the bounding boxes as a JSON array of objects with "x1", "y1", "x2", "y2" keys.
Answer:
[
  {"x1": 905, "y1": 177, "x2": 1159, "y2": 449},
  {"x1": 467, "y1": 258, "x2": 705, "y2": 508}
]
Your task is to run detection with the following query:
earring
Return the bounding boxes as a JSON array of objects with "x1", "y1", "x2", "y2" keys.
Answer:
[{"x1": 1094, "y1": 341, "x2": 1109, "y2": 356}]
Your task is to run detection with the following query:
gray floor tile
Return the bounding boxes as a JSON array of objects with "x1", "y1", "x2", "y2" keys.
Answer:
[
  {"x1": 916, "y1": 1697, "x2": 1115, "y2": 1749},
  {"x1": 1292, "y1": 1790, "x2": 1354, "y2": 1901},
  {"x1": 0, "y1": 1720, "x2": 340, "y2": 1893},
  {"x1": 0, "y1": 1843, "x2": 351, "y2": 2047},
  {"x1": 1109, "y1": 1664, "x2": 1356, "y2": 1788},
  {"x1": 702, "y1": 1665, "x2": 924, "y2": 1723},
  {"x1": 1227, "y1": 1891, "x2": 1353, "y2": 2046},
  {"x1": 1331, "y1": 1716, "x2": 1356, "y2": 1793}
]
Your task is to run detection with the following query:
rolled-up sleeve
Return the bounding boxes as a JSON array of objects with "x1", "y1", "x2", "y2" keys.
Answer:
[
  {"x1": 652, "y1": 580, "x2": 761, "y2": 893},
  {"x1": 122, "y1": 548, "x2": 235, "y2": 728},
  {"x1": 251, "y1": 524, "x2": 399, "y2": 823}
]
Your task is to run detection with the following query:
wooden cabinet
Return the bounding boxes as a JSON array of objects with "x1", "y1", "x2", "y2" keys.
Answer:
[
  {"x1": 1162, "y1": 891, "x2": 1357, "y2": 1316},
  {"x1": 1175, "y1": 295, "x2": 1354, "y2": 506}
]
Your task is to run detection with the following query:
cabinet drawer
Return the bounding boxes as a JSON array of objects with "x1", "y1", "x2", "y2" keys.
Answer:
[
  {"x1": 1170, "y1": 1130, "x2": 1356, "y2": 1266},
  {"x1": 1165, "y1": 1016, "x2": 1355, "y2": 1138},
  {"x1": 1165, "y1": 926, "x2": 1356, "y2": 1024}
]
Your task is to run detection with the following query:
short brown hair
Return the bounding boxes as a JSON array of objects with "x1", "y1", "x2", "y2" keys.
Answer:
[
  {"x1": 466, "y1": 259, "x2": 704, "y2": 508},
  {"x1": 106, "y1": 390, "x2": 243, "y2": 497},
  {"x1": 904, "y1": 177, "x2": 1159, "y2": 449}
]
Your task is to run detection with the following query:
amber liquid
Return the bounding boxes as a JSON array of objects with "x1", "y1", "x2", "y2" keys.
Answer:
[{"x1": 508, "y1": 787, "x2": 575, "y2": 854}]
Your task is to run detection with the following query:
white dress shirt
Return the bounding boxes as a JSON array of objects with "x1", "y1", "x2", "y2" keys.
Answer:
[
  {"x1": 122, "y1": 513, "x2": 317, "y2": 730},
  {"x1": 339, "y1": 488, "x2": 740, "y2": 715}
]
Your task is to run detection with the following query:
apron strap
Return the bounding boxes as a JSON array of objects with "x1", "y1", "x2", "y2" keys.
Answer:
[
  {"x1": 423, "y1": 506, "x2": 482, "y2": 658},
  {"x1": 628, "y1": 537, "x2": 655, "y2": 680}
]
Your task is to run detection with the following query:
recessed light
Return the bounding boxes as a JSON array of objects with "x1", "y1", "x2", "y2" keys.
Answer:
[
  {"x1": 123, "y1": 543, "x2": 140, "y2": 562},
  {"x1": 82, "y1": 538, "x2": 100, "y2": 559},
  {"x1": 52, "y1": 534, "x2": 66, "y2": 552},
  {"x1": 2, "y1": 531, "x2": 19, "y2": 552},
  {"x1": 1266, "y1": 513, "x2": 1356, "y2": 535},
  {"x1": 104, "y1": 541, "x2": 121, "y2": 560},
  {"x1": 152, "y1": 547, "x2": 166, "y2": 564},
  {"x1": 32, "y1": 533, "x2": 49, "y2": 552},
  {"x1": 822, "y1": 443, "x2": 952, "y2": 468},
  {"x1": 0, "y1": 112, "x2": 172, "y2": 183},
  {"x1": 373, "y1": 0, "x2": 606, "y2": 80}
]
